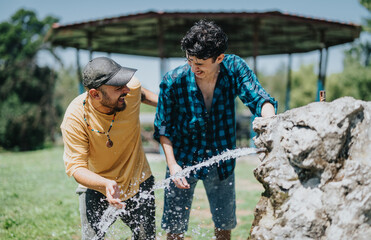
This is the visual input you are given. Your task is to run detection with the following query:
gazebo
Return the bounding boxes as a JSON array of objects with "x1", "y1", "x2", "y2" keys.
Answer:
[{"x1": 45, "y1": 10, "x2": 362, "y2": 108}]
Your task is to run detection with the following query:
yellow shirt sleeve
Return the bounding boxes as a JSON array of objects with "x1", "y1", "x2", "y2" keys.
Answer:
[{"x1": 61, "y1": 93, "x2": 89, "y2": 177}]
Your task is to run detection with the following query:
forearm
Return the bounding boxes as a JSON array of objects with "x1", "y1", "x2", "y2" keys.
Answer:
[
  {"x1": 160, "y1": 135, "x2": 190, "y2": 188},
  {"x1": 159, "y1": 136, "x2": 178, "y2": 168},
  {"x1": 72, "y1": 168, "x2": 113, "y2": 192},
  {"x1": 261, "y1": 102, "x2": 275, "y2": 117},
  {"x1": 141, "y1": 87, "x2": 158, "y2": 107}
]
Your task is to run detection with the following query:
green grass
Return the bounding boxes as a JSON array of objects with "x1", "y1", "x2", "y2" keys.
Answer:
[
  {"x1": 140, "y1": 104, "x2": 156, "y2": 113},
  {"x1": 0, "y1": 147, "x2": 263, "y2": 240}
]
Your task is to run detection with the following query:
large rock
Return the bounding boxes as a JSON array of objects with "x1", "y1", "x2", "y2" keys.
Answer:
[{"x1": 249, "y1": 97, "x2": 371, "y2": 240}]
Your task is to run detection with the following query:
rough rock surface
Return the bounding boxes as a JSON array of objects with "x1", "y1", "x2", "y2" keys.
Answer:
[{"x1": 249, "y1": 97, "x2": 371, "y2": 240}]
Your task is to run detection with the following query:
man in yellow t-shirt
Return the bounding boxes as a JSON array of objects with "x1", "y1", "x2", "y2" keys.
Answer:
[{"x1": 60, "y1": 57, "x2": 158, "y2": 240}]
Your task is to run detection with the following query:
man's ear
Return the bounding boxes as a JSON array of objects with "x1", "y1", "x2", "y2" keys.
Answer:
[
  {"x1": 88, "y1": 89, "x2": 101, "y2": 100},
  {"x1": 216, "y1": 54, "x2": 225, "y2": 64}
]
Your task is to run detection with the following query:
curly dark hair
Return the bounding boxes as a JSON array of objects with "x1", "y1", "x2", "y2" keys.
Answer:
[{"x1": 181, "y1": 19, "x2": 228, "y2": 60}]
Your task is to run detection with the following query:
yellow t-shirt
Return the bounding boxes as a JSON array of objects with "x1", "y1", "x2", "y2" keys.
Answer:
[{"x1": 60, "y1": 77, "x2": 152, "y2": 200}]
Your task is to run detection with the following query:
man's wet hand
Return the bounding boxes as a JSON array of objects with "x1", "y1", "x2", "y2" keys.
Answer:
[
  {"x1": 105, "y1": 180, "x2": 125, "y2": 209},
  {"x1": 169, "y1": 164, "x2": 190, "y2": 189}
]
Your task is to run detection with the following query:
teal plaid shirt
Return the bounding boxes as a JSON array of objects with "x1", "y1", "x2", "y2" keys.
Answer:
[{"x1": 154, "y1": 54, "x2": 277, "y2": 180}]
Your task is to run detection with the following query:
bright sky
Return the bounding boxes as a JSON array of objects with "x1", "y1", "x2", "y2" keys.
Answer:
[{"x1": 0, "y1": 0, "x2": 370, "y2": 92}]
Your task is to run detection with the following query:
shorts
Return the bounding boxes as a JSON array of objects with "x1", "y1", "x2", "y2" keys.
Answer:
[
  {"x1": 161, "y1": 167, "x2": 236, "y2": 234},
  {"x1": 77, "y1": 176, "x2": 156, "y2": 240}
]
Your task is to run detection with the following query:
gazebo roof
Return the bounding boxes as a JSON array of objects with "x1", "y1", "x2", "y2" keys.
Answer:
[{"x1": 45, "y1": 10, "x2": 362, "y2": 58}]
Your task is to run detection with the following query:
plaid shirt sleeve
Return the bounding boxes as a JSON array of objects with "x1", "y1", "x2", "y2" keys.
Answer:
[
  {"x1": 154, "y1": 75, "x2": 174, "y2": 143},
  {"x1": 233, "y1": 55, "x2": 277, "y2": 116}
]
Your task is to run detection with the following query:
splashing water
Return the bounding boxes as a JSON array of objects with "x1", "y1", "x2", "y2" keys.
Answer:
[
  {"x1": 153, "y1": 147, "x2": 260, "y2": 189},
  {"x1": 92, "y1": 206, "x2": 127, "y2": 240},
  {"x1": 91, "y1": 147, "x2": 261, "y2": 239}
]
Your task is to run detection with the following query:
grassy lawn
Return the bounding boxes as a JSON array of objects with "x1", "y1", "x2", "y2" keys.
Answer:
[{"x1": 0, "y1": 146, "x2": 263, "y2": 240}]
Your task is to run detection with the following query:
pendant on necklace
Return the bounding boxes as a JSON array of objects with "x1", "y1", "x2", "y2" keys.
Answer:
[{"x1": 106, "y1": 139, "x2": 113, "y2": 148}]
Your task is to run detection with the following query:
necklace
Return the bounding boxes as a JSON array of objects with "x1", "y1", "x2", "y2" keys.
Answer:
[{"x1": 83, "y1": 97, "x2": 116, "y2": 148}]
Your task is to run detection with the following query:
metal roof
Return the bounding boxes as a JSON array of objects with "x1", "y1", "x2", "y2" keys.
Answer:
[{"x1": 45, "y1": 11, "x2": 362, "y2": 58}]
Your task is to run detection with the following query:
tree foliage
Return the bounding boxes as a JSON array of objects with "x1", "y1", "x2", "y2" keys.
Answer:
[
  {"x1": 327, "y1": 47, "x2": 371, "y2": 101},
  {"x1": 360, "y1": 0, "x2": 371, "y2": 32},
  {"x1": 289, "y1": 64, "x2": 317, "y2": 109},
  {"x1": 54, "y1": 65, "x2": 80, "y2": 131},
  {"x1": 257, "y1": 63, "x2": 287, "y2": 113},
  {"x1": 360, "y1": 0, "x2": 371, "y2": 12},
  {"x1": 0, "y1": 9, "x2": 59, "y2": 151},
  {"x1": 285, "y1": 1, "x2": 371, "y2": 107},
  {"x1": 359, "y1": 0, "x2": 371, "y2": 68},
  {"x1": 324, "y1": 0, "x2": 371, "y2": 101}
]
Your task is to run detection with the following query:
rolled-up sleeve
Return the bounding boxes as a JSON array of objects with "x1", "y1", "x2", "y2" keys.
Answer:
[
  {"x1": 235, "y1": 58, "x2": 277, "y2": 116},
  {"x1": 153, "y1": 77, "x2": 174, "y2": 142}
]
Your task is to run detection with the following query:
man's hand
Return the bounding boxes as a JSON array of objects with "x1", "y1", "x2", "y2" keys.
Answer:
[
  {"x1": 169, "y1": 164, "x2": 190, "y2": 189},
  {"x1": 160, "y1": 136, "x2": 190, "y2": 189},
  {"x1": 261, "y1": 102, "x2": 276, "y2": 117},
  {"x1": 105, "y1": 180, "x2": 125, "y2": 209},
  {"x1": 72, "y1": 168, "x2": 125, "y2": 209}
]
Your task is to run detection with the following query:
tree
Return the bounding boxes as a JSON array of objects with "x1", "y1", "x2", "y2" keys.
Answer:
[
  {"x1": 289, "y1": 64, "x2": 317, "y2": 109},
  {"x1": 327, "y1": 47, "x2": 371, "y2": 101},
  {"x1": 358, "y1": 0, "x2": 371, "y2": 66},
  {"x1": 53, "y1": 65, "x2": 80, "y2": 134},
  {"x1": 257, "y1": 62, "x2": 287, "y2": 113},
  {"x1": 0, "y1": 9, "x2": 59, "y2": 151},
  {"x1": 360, "y1": 0, "x2": 371, "y2": 12},
  {"x1": 325, "y1": 0, "x2": 371, "y2": 101}
]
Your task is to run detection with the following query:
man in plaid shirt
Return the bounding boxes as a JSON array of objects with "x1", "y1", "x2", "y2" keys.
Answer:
[{"x1": 154, "y1": 20, "x2": 277, "y2": 240}]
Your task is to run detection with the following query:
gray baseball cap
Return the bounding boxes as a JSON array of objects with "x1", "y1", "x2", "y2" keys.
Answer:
[{"x1": 82, "y1": 57, "x2": 137, "y2": 89}]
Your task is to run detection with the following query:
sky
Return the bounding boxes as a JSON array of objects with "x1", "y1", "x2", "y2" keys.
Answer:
[{"x1": 0, "y1": 0, "x2": 370, "y2": 92}]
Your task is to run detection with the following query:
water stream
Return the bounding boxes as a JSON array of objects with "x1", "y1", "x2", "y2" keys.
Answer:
[{"x1": 91, "y1": 147, "x2": 261, "y2": 239}]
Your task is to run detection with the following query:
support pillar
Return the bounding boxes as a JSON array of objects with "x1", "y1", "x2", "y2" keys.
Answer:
[
  {"x1": 87, "y1": 31, "x2": 93, "y2": 60},
  {"x1": 76, "y1": 48, "x2": 84, "y2": 94},
  {"x1": 316, "y1": 47, "x2": 329, "y2": 101},
  {"x1": 285, "y1": 53, "x2": 292, "y2": 111}
]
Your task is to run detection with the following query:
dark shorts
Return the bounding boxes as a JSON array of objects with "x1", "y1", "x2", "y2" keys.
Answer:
[
  {"x1": 161, "y1": 167, "x2": 236, "y2": 234},
  {"x1": 77, "y1": 176, "x2": 156, "y2": 240}
]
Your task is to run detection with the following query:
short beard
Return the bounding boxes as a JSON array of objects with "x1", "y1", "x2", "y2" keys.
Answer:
[{"x1": 100, "y1": 88, "x2": 127, "y2": 113}]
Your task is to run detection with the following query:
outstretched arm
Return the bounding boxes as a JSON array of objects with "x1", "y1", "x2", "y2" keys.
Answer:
[
  {"x1": 73, "y1": 168, "x2": 124, "y2": 209},
  {"x1": 141, "y1": 87, "x2": 158, "y2": 107}
]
